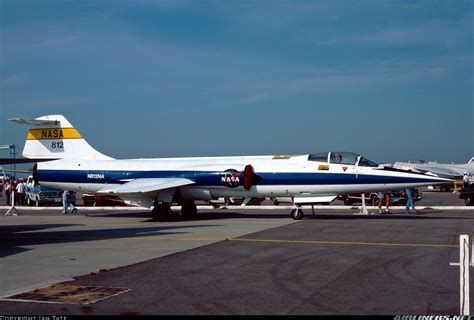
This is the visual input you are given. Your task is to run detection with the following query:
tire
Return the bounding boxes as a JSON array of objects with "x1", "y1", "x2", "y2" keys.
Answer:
[
  {"x1": 152, "y1": 204, "x2": 170, "y2": 221},
  {"x1": 440, "y1": 185, "x2": 450, "y2": 192},
  {"x1": 465, "y1": 196, "x2": 474, "y2": 206},
  {"x1": 290, "y1": 208, "x2": 304, "y2": 220},
  {"x1": 181, "y1": 202, "x2": 197, "y2": 219}
]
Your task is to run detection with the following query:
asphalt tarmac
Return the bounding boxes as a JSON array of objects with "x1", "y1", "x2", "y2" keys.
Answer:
[{"x1": 0, "y1": 191, "x2": 472, "y2": 315}]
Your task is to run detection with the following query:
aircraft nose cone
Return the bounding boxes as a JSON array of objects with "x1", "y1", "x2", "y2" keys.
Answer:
[{"x1": 402, "y1": 171, "x2": 453, "y2": 186}]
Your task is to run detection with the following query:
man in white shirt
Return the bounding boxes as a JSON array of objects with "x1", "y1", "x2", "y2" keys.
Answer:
[{"x1": 16, "y1": 179, "x2": 26, "y2": 206}]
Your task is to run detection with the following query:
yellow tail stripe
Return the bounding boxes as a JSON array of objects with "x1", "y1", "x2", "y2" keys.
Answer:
[{"x1": 27, "y1": 128, "x2": 83, "y2": 140}]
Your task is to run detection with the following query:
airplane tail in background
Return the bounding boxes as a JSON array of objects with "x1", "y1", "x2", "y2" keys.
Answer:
[
  {"x1": 469, "y1": 157, "x2": 474, "y2": 164},
  {"x1": 9, "y1": 115, "x2": 113, "y2": 160}
]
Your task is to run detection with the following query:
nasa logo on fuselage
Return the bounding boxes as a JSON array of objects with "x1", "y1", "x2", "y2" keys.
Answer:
[{"x1": 220, "y1": 169, "x2": 241, "y2": 188}]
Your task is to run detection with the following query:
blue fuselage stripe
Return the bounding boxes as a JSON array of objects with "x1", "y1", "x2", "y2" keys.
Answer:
[{"x1": 37, "y1": 169, "x2": 437, "y2": 186}]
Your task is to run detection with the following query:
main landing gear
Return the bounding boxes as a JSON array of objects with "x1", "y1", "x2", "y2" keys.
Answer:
[
  {"x1": 152, "y1": 203, "x2": 171, "y2": 221},
  {"x1": 181, "y1": 201, "x2": 197, "y2": 219},
  {"x1": 151, "y1": 201, "x2": 198, "y2": 221},
  {"x1": 290, "y1": 207, "x2": 304, "y2": 220}
]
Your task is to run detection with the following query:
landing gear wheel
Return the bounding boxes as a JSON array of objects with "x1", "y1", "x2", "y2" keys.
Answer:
[
  {"x1": 152, "y1": 204, "x2": 170, "y2": 221},
  {"x1": 181, "y1": 202, "x2": 198, "y2": 219},
  {"x1": 440, "y1": 185, "x2": 450, "y2": 192},
  {"x1": 290, "y1": 208, "x2": 304, "y2": 220},
  {"x1": 271, "y1": 197, "x2": 280, "y2": 206}
]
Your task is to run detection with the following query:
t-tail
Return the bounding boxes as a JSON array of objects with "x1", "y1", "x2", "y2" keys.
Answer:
[{"x1": 9, "y1": 115, "x2": 113, "y2": 160}]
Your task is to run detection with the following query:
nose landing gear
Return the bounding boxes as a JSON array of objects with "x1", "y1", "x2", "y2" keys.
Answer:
[{"x1": 290, "y1": 207, "x2": 304, "y2": 220}]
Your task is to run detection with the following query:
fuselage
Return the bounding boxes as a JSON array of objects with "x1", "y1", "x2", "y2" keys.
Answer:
[{"x1": 35, "y1": 153, "x2": 449, "y2": 204}]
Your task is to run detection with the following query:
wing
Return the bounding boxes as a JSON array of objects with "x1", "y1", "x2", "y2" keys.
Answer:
[
  {"x1": 97, "y1": 178, "x2": 195, "y2": 194},
  {"x1": 8, "y1": 118, "x2": 59, "y2": 125}
]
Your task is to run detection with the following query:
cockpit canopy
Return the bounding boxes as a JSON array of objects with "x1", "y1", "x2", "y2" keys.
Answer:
[{"x1": 308, "y1": 152, "x2": 379, "y2": 167}]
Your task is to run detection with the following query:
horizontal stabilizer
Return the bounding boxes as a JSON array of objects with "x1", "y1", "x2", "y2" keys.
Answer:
[
  {"x1": 9, "y1": 118, "x2": 59, "y2": 125},
  {"x1": 97, "y1": 178, "x2": 195, "y2": 194}
]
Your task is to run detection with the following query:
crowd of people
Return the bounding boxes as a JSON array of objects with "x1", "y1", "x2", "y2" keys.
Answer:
[
  {"x1": 0, "y1": 178, "x2": 29, "y2": 206},
  {"x1": 1, "y1": 177, "x2": 77, "y2": 214}
]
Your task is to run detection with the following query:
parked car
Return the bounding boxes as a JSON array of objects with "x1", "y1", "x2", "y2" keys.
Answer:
[
  {"x1": 82, "y1": 194, "x2": 126, "y2": 206},
  {"x1": 25, "y1": 185, "x2": 76, "y2": 206},
  {"x1": 339, "y1": 189, "x2": 422, "y2": 206},
  {"x1": 434, "y1": 183, "x2": 453, "y2": 192}
]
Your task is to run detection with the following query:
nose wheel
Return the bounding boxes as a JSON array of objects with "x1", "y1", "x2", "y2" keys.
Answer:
[{"x1": 290, "y1": 208, "x2": 304, "y2": 220}]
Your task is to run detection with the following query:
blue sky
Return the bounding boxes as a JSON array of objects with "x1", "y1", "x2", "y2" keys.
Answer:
[{"x1": 0, "y1": 0, "x2": 473, "y2": 164}]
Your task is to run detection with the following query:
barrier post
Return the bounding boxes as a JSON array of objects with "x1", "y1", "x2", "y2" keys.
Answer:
[
  {"x1": 357, "y1": 193, "x2": 369, "y2": 215},
  {"x1": 5, "y1": 191, "x2": 19, "y2": 216},
  {"x1": 460, "y1": 235, "x2": 470, "y2": 315}
]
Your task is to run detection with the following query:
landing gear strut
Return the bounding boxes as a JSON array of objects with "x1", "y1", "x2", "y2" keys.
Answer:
[
  {"x1": 290, "y1": 207, "x2": 304, "y2": 220},
  {"x1": 152, "y1": 203, "x2": 171, "y2": 221},
  {"x1": 181, "y1": 201, "x2": 197, "y2": 219}
]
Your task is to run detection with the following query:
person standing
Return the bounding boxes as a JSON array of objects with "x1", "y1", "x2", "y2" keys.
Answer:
[
  {"x1": 9, "y1": 181, "x2": 17, "y2": 206},
  {"x1": 67, "y1": 191, "x2": 77, "y2": 214},
  {"x1": 378, "y1": 191, "x2": 391, "y2": 214},
  {"x1": 405, "y1": 188, "x2": 417, "y2": 214},
  {"x1": 5, "y1": 179, "x2": 11, "y2": 206},
  {"x1": 16, "y1": 179, "x2": 25, "y2": 206},
  {"x1": 464, "y1": 173, "x2": 470, "y2": 188},
  {"x1": 62, "y1": 189, "x2": 69, "y2": 214}
]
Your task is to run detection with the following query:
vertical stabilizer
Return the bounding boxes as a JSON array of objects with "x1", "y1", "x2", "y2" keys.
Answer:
[{"x1": 9, "y1": 115, "x2": 113, "y2": 160}]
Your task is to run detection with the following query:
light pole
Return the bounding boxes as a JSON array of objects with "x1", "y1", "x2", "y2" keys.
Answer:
[
  {"x1": 0, "y1": 144, "x2": 16, "y2": 178},
  {"x1": 10, "y1": 145, "x2": 16, "y2": 177}
]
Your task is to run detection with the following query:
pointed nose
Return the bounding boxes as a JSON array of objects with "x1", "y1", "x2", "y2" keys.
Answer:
[
  {"x1": 372, "y1": 167, "x2": 454, "y2": 187},
  {"x1": 407, "y1": 172, "x2": 453, "y2": 184}
]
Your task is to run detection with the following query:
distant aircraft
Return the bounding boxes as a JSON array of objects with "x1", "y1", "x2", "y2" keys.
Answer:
[
  {"x1": 392, "y1": 159, "x2": 474, "y2": 179},
  {"x1": 9, "y1": 115, "x2": 450, "y2": 220}
]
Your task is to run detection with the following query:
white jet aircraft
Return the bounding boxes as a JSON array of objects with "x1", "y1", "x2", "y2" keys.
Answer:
[
  {"x1": 392, "y1": 159, "x2": 474, "y2": 179},
  {"x1": 9, "y1": 115, "x2": 450, "y2": 220}
]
